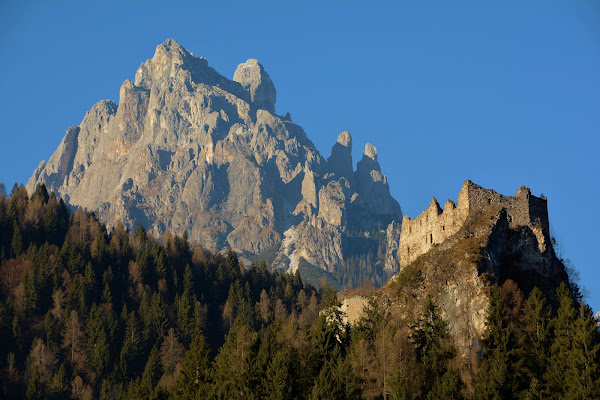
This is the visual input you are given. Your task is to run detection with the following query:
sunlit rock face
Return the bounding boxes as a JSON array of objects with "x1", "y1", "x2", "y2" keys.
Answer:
[{"x1": 28, "y1": 39, "x2": 403, "y2": 279}]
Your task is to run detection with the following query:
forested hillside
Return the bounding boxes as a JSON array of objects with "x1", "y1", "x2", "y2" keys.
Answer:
[{"x1": 0, "y1": 184, "x2": 598, "y2": 399}]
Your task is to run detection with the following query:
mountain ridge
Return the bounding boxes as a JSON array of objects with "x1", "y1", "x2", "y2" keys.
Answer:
[{"x1": 27, "y1": 38, "x2": 403, "y2": 287}]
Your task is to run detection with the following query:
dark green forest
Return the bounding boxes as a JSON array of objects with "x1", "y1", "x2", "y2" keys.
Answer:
[{"x1": 0, "y1": 184, "x2": 598, "y2": 399}]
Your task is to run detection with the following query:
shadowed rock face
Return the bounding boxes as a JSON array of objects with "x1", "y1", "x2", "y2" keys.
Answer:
[{"x1": 27, "y1": 39, "x2": 402, "y2": 275}]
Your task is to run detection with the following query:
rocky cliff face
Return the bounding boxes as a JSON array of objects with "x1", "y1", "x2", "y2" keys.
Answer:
[
  {"x1": 341, "y1": 181, "x2": 567, "y2": 364},
  {"x1": 27, "y1": 39, "x2": 402, "y2": 285}
]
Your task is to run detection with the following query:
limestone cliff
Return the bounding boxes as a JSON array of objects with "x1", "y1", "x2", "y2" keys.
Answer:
[{"x1": 27, "y1": 39, "x2": 402, "y2": 285}]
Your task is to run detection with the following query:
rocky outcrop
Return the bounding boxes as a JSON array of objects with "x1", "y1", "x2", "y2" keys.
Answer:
[
  {"x1": 354, "y1": 143, "x2": 402, "y2": 221},
  {"x1": 233, "y1": 59, "x2": 276, "y2": 114},
  {"x1": 339, "y1": 187, "x2": 567, "y2": 365},
  {"x1": 327, "y1": 131, "x2": 354, "y2": 187},
  {"x1": 27, "y1": 39, "x2": 403, "y2": 283}
]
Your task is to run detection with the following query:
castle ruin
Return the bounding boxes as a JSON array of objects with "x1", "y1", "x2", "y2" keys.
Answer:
[{"x1": 399, "y1": 180, "x2": 549, "y2": 267}]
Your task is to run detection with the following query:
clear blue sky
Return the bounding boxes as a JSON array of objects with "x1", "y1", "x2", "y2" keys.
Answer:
[{"x1": 1, "y1": 1, "x2": 599, "y2": 311}]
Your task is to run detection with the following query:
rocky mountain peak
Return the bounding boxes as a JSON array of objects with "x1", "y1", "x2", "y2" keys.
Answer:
[
  {"x1": 336, "y1": 130, "x2": 352, "y2": 147},
  {"x1": 327, "y1": 131, "x2": 354, "y2": 182},
  {"x1": 27, "y1": 39, "x2": 404, "y2": 287},
  {"x1": 363, "y1": 142, "x2": 378, "y2": 161},
  {"x1": 233, "y1": 58, "x2": 276, "y2": 113},
  {"x1": 354, "y1": 141, "x2": 402, "y2": 220}
]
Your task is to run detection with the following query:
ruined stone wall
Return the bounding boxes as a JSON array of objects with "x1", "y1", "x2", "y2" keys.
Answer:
[
  {"x1": 399, "y1": 197, "x2": 468, "y2": 267},
  {"x1": 399, "y1": 180, "x2": 549, "y2": 267}
]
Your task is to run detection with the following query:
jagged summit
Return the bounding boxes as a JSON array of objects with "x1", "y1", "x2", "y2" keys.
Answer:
[
  {"x1": 336, "y1": 130, "x2": 352, "y2": 147},
  {"x1": 233, "y1": 58, "x2": 276, "y2": 113},
  {"x1": 27, "y1": 39, "x2": 403, "y2": 285},
  {"x1": 363, "y1": 142, "x2": 377, "y2": 161},
  {"x1": 327, "y1": 131, "x2": 354, "y2": 183}
]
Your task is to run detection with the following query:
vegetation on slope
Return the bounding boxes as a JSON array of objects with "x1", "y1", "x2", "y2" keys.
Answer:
[{"x1": 0, "y1": 184, "x2": 598, "y2": 399}]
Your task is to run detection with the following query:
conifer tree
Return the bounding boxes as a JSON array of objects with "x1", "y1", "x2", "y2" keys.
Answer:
[
  {"x1": 474, "y1": 286, "x2": 518, "y2": 400},
  {"x1": 263, "y1": 348, "x2": 294, "y2": 400},
  {"x1": 212, "y1": 318, "x2": 258, "y2": 398},
  {"x1": 412, "y1": 294, "x2": 456, "y2": 397},
  {"x1": 521, "y1": 287, "x2": 551, "y2": 394},
  {"x1": 86, "y1": 304, "x2": 110, "y2": 377},
  {"x1": 172, "y1": 335, "x2": 212, "y2": 400},
  {"x1": 149, "y1": 292, "x2": 168, "y2": 342},
  {"x1": 563, "y1": 301, "x2": 600, "y2": 398},
  {"x1": 545, "y1": 282, "x2": 577, "y2": 398},
  {"x1": 141, "y1": 345, "x2": 162, "y2": 393},
  {"x1": 11, "y1": 220, "x2": 22, "y2": 257},
  {"x1": 120, "y1": 311, "x2": 142, "y2": 377}
]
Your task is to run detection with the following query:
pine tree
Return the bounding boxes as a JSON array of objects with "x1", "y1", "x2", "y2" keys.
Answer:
[
  {"x1": 262, "y1": 348, "x2": 294, "y2": 400},
  {"x1": 48, "y1": 363, "x2": 68, "y2": 398},
  {"x1": 172, "y1": 335, "x2": 212, "y2": 400},
  {"x1": 212, "y1": 319, "x2": 258, "y2": 398},
  {"x1": 86, "y1": 304, "x2": 110, "y2": 377},
  {"x1": 176, "y1": 291, "x2": 193, "y2": 344},
  {"x1": 309, "y1": 355, "x2": 360, "y2": 400},
  {"x1": 13, "y1": 314, "x2": 23, "y2": 351},
  {"x1": 412, "y1": 294, "x2": 456, "y2": 397},
  {"x1": 150, "y1": 292, "x2": 168, "y2": 342},
  {"x1": 521, "y1": 287, "x2": 551, "y2": 394},
  {"x1": 141, "y1": 345, "x2": 162, "y2": 393},
  {"x1": 564, "y1": 301, "x2": 600, "y2": 398},
  {"x1": 545, "y1": 282, "x2": 577, "y2": 398},
  {"x1": 120, "y1": 311, "x2": 142, "y2": 377},
  {"x1": 474, "y1": 286, "x2": 518, "y2": 400},
  {"x1": 11, "y1": 220, "x2": 22, "y2": 257},
  {"x1": 25, "y1": 366, "x2": 43, "y2": 400},
  {"x1": 22, "y1": 272, "x2": 39, "y2": 316}
]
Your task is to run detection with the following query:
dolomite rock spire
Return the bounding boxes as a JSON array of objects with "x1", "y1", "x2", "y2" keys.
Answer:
[
  {"x1": 233, "y1": 58, "x2": 276, "y2": 113},
  {"x1": 327, "y1": 131, "x2": 354, "y2": 182},
  {"x1": 355, "y1": 143, "x2": 402, "y2": 218}
]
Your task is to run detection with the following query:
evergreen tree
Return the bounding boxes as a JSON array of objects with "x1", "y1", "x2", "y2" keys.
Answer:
[
  {"x1": 120, "y1": 311, "x2": 143, "y2": 377},
  {"x1": 474, "y1": 286, "x2": 518, "y2": 400},
  {"x1": 25, "y1": 367, "x2": 43, "y2": 400},
  {"x1": 309, "y1": 355, "x2": 360, "y2": 400},
  {"x1": 545, "y1": 282, "x2": 577, "y2": 398},
  {"x1": 11, "y1": 220, "x2": 22, "y2": 257},
  {"x1": 141, "y1": 345, "x2": 162, "y2": 393},
  {"x1": 412, "y1": 294, "x2": 456, "y2": 397},
  {"x1": 48, "y1": 363, "x2": 68, "y2": 399},
  {"x1": 149, "y1": 292, "x2": 168, "y2": 342},
  {"x1": 172, "y1": 335, "x2": 212, "y2": 400},
  {"x1": 86, "y1": 304, "x2": 110, "y2": 377},
  {"x1": 262, "y1": 348, "x2": 294, "y2": 400},
  {"x1": 521, "y1": 287, "x2": 551, "y2": 394},
  {"x1": 22, "y1": 272, "x2": 39, "y2": 316},
  {"x1": 563, "y1": 301, "x2": 600, "y2": 398},
  {"x1": 212, "y1": 319, "x2": 258, "y2": 398}
]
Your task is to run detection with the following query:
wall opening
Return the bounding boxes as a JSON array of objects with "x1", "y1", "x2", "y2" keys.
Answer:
[
  {"x1": 442, "y1": 225, "x2": 445, "y2": 231},
  {"x1": 430, "y1": 233, "x2": 433, "y2": 244}
]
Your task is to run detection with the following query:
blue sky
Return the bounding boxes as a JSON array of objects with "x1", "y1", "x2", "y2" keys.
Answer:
[{"x1": 1, "y1": 1, "x2": 599, "y2": 311}]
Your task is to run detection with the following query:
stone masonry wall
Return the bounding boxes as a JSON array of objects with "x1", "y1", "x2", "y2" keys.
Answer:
[{"x1": 399, "y1": 180, "x2": 549, "y2": 267}]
